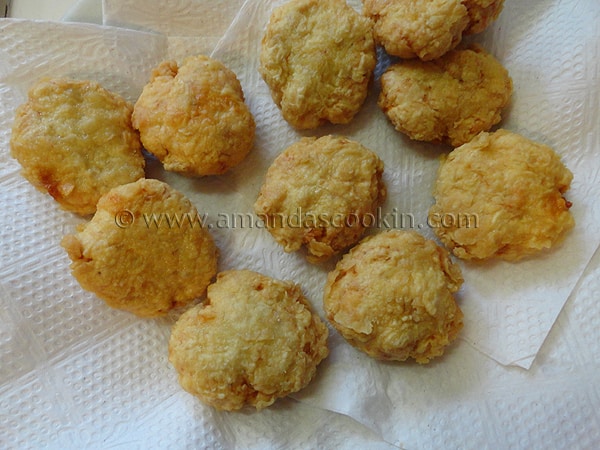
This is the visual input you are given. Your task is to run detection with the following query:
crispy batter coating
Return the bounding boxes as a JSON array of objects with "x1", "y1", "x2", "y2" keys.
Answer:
[
  {"x1": 323, "y1": 230, "x2": 463, "y2": 363},
  {"x1": 168, "y1": 270, "x2": 329, "y2": 411},
  {"x1": 362, "y1": 0, "x2": 504, "y2": 60},
  {"x1": 363, "y1": 0, "x2": 468, "y2": 61},
  {"x1": 61, "y1": 179, "x2": 218, "y2": 317},
  {"x1": 379, "y1": 45, "x2": 512, "y2": 147},
  {"x1": 254, "y1": 135, "x2": 386, "y2": 263},
  {"x1": 429, "y1": 129, "x2": 575, "y2": 261},
  {"x1": 463, "y1": 0, "x2": 505, "y2": 34},
  {"x1": 132, "y1": 55, "x2": 255, "y2": 176},
  {"x1": 259, "y1": 0, "x2": 376, "y2": 129},
  {"x1": 10, "y1": 77, "x2": 144, "y2": 215}
]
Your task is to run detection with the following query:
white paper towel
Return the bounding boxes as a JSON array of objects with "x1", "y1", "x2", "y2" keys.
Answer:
[
  {"x1": 0, "y1": 17, "x2": 397, "y2": 450},
  {"x1": 1, "y1": 0, "x2": 600, "y2": 448},
  {"x1": 103, "y1": 0, "x2": 246, "y2": 56},
  {"x1": 207, "y1": 0, "x2": 600, "y2": 370}
]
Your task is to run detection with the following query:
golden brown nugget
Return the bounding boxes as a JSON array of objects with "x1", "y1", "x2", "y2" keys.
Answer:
[
  {"x1": 259, "y1": 0, "x2": 376, "y2": 129},
  {"x1": 379, "y1": 45, "x2": 512, "y2": 147},
  {"x1": 463, "y1": 0, "x2": 506, "y2": 34},
  {"x1": 61, "y1": 179, "x2": 218, "y2": 317},
  {"x1": 168, "y1": 270, "x2": 329, "y2": 411},
  {"x1": 10, "y1": 77, "x2": 144, "y2": 215},
  {"x1": 132, "y1": 55, "x2": 255, "y2": 176},
  {"x1": 362, "y1": 0, "x2": 504, "y2": 61},
  {"x1": 429, "y1": 130, "x2": 575, "y2": 261},
  {"x1": 323, "y1": 230, "x2": 463, "y2": 363},
  {"x1": 254, "y1": 135, "x2": 386, "y2": 263}
]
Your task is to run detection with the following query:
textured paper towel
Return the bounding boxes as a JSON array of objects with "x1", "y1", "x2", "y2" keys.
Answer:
[
  {"x1": 1, "y1": 0, "x2": 600, "y2": 448},
  {"x1": 0, "y1": 18, "x2": 396, "y2": 450},
  {"x1": 103, "y1": 0, "x2": 600, "y2": 368},
  {"x1": 103, "y1": 0, "x2": 245, "y2": 36},
  {"x1": 207, "y1": 0, "x2": 600, "y2": 370},
  {"x1": 103, "y1": 0, "x2": 246, "y2": 56}
]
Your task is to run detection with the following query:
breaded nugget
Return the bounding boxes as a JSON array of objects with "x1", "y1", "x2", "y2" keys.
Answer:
[
  {"x1": 259, "y1": 0, "x2": 376, "y2": 129},
  {"x1": 10, "y1": 77, "x2": 144, "y2": 215},
  {"x1": 132, "y1": 55, "x2": 255, "y2": 176},
  {"x1": 168, "y1": 270, "x2": 329, "y2": 411},
  {"x1": 61, "y1": 179, "x2": 218, "y2": 317},
  {"x1": 363, "y1": 0, "x2": 468, "y2": 61},
  {"x1": 254, "y1": 135, "x2": 386, "y2": 263},
  {"x1": 379, "y1": 45, "x2": 512, "y2": 147},
  {"x1": 362, "y1": 0, "x2": 504, "y2": 61},
  {"x1": 463, "y1": 0, "x2": 505, "y2": 34},
  {"x1": 323, "y1": 230, "x2": 463, "y2": 363},
  {"x1": 429, "y1": 129, "x2": 575, "y2": 261}
]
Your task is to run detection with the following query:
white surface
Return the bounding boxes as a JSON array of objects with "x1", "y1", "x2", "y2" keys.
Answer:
[
  {"x1": 63, "y1": 0, "x2": 102, "y2": 24},
  {"x1": 0, "y1": 1, "x2": 599, "y2": 449},
  {"x1": 101, "y1": 0, "x2": 600, "y2": 369},
  {"x1": 9, "y1": 0, "x2": 75, "y2": 20},
  {"x1": 9, "y1": 0, "x2": 100, "y2": 22},
  {"x1": 215, "y1": 0, "x2": 600, "y2": 370}
]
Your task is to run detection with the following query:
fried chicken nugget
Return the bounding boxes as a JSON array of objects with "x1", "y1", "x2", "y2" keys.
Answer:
[
  {"x1": 379, "y1": 44, "x2": 512, "y2": 147},
  {"x1": 61, "y1": 179, "x2": 218, "y2": 317},
  {"x1": 10, "y1": 77, "x2": 145, "y2": 215},
  {"x1": 362, "y1": 0, "x2": 504, "y2": 61},
  {"x1": 259, "y1": 0, "x2": 376, "y2": 129},
  {"x1": 429, "y1": 129, "x2": 575, "y2": 261},
  {"x1": 132, "y1": 55, "x2": 255, "y2": 176},
  {"x1": 254, "y1": 135, "x2": 386, "y2": 263},
  {"x1": 168, "y1": 270, "x2": 329, "y2": 411},
  {"x1": 323, "y1": 230, "x2": 463, "y2": 363},
  {"x1": 464, "y1": 0, "x2": 506, "y2": 34}
]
